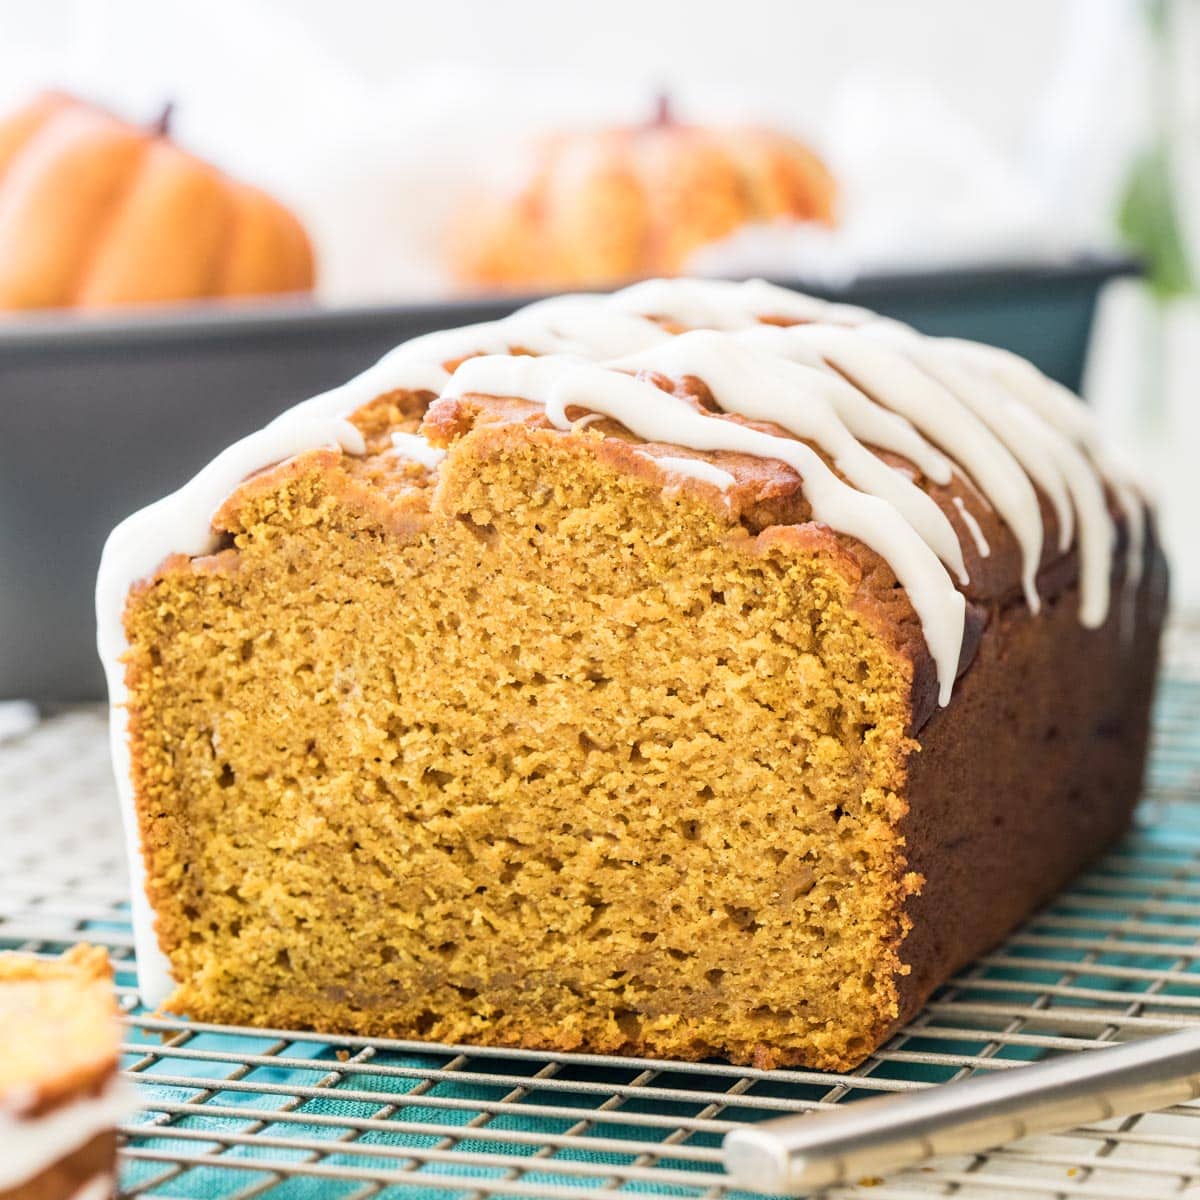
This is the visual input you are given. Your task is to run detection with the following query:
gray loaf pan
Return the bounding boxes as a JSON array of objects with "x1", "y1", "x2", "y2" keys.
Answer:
[{"x1": 0, "y1": 256, "x2": 1137, "y2": 701}]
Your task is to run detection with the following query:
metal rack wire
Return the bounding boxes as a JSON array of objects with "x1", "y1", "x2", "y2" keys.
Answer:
[{"x1": 3, "y1": 632, "x2": 1200, "y2": 1199}]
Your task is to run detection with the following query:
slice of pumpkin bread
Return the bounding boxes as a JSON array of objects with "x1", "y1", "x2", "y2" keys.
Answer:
[{"x1": 0, "y1": 945, "x2": 130, "y2": 1200}]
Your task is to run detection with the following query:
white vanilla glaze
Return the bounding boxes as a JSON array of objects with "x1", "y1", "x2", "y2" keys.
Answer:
[
  {"x1": 390, "y1": 431, "x2": 447, "y2": 468},
  {"x1": 864, "y1": 321, "x2": 1120, "y2": 626},
  {"x1": 947, "y1": 337, "x2": 1145, "y2": 596},
  {"x1": 608, "y1": 277, "x2": 874, "y2": 330},
  {"x1": 0, "y1": 1078, "x2": 135, "y2": 1190},
  {"x1": 96, "y1": 276, "x2": 1142, "y2": 1006},
  {"x1": 769, "y1": 323, "x2": 1049, "y2": 612},
  {"x1": 730, "y1": 324, "x2": 955, "y2": 484},
  {"x1": 645, "y1": 454, "x2": 737, "y2": 491},
  {"x1": 953, "y1": 497, "x2": 991, "y2": 558}
]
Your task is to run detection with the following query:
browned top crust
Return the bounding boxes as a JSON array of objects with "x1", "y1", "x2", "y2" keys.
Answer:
[{"x1": 129, "y1": 280, "x2": 1154, "y2": 736}]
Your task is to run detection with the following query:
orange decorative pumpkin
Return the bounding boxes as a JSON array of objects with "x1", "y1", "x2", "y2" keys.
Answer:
[
  {"x1": 0, "y1": 92, "x2": 315, "y2": 310},
  {"x1": 451, "y1": 97, "x2": 837, "y2": 292}
]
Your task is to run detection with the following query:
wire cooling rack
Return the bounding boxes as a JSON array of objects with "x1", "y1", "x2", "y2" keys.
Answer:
[{"x1": 4, "y1": 627, "x2": 1200, "y2": 1200}]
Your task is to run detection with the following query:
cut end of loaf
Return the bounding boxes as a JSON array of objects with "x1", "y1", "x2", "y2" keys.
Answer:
[{"x1": 123, "y1": 417, "x2": 920, "y2": 1071}]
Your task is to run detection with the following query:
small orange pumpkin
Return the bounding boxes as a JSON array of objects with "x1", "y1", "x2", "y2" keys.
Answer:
[
  {"x1": 0, "y1": 92, "x2": 315, "y2": 310},
  {"x1": 452, "y1": 96, "x2": 837, "y2": 292}
]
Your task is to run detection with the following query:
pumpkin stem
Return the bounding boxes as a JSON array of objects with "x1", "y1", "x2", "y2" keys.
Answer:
[
  {"x1": 651, "y1": 91, "x2": 674, "y2": 127},
  {"x1": 149, "y1": 101, "x2": 175, "y2": 139}
]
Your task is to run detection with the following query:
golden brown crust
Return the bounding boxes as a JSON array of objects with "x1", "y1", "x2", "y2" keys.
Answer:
[{"x1": 892, "y1": 525, "x2": 1168, "y2": 1033}]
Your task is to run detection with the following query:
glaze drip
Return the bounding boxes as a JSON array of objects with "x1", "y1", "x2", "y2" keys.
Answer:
[
  {"x1": 389, "y1": 431, "x2": 447, "y2": 468},
  {"x1": 645, "y1": 454, "x2": 737, "y2": 491},
  {"x1": 769, "y1": 323, "x2": 1048, "y2": 613},
  {"x1": 953, "y1": 497, "x2": 991, "y2": 559}
]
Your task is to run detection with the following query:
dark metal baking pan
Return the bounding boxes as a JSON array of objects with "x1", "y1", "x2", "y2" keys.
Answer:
[{"x1": 0, "y1": 254, "x2": 1139, "y2": 701}]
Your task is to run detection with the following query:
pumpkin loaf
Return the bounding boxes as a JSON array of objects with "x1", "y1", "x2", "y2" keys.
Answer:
[
  {"x1": 0, "y1": 946, "x2": 129, "y2": 1200},
  {"x1": 98, "y1": 279, "x2": 1166, "y2": 1071}
]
